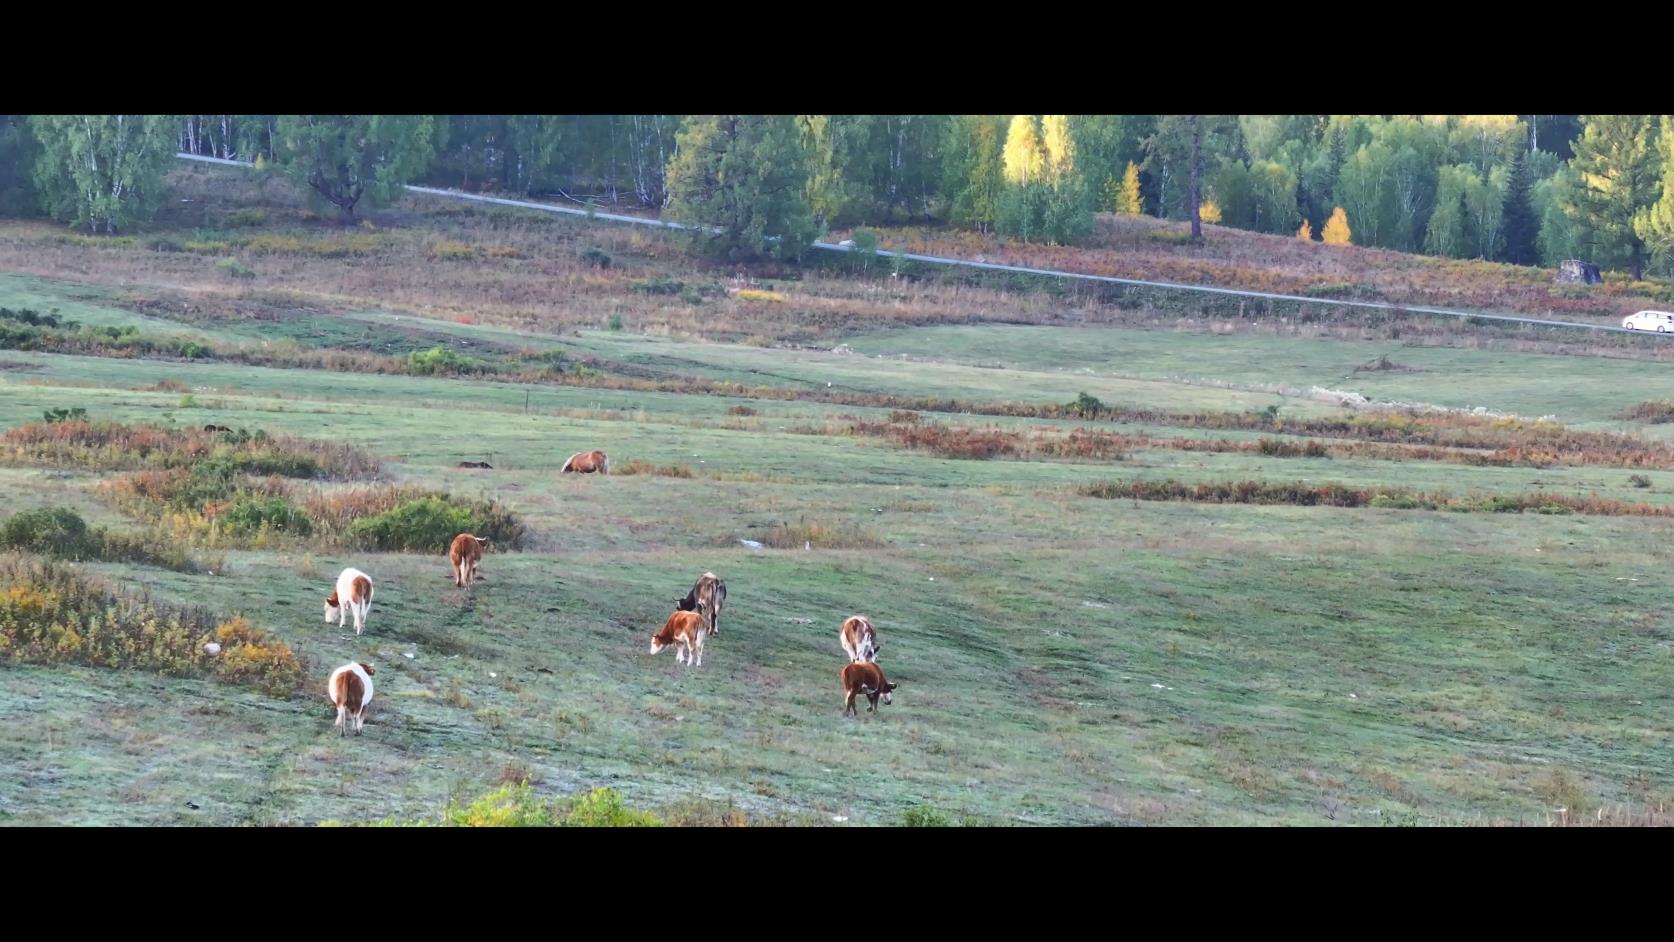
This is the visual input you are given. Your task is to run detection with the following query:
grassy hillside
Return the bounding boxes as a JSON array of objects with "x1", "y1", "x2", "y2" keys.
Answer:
[{"x1": 3, "y1": 166, "x2": 1674, "y2": 826}]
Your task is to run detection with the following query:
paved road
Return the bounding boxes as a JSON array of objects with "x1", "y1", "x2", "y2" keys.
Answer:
[{"x1": 177, "y1": 152, "x2": 1656, "y2": 338}]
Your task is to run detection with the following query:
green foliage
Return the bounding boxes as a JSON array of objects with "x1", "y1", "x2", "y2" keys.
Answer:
[
  {"x1": 43, "y1": 407, "x2": 86, "y2": 424},
  {"x1": 1065, "y1": 391, "x2": 1106, "y2": 417},
  {"x1": 0, "y1": 507, "x2": 98, "y2": 559},
  {"x1": 900, "y1": 804, "x2": 955, "y2": 827},
  {"x1": 347, "y1": 494, "x2": 524, "y2": 553},
  {"x1": 665, "y1": 115, "x2": 817, "y2": 261},
  {"x1": 435, "y1": 784, "x2": 664, "y2": 827},
  {"x1": 407, "y1": 345, "x2": 486, "y2": 376},
  {"x1": 273, "y1": 115, "x2": 437, "y2": 223},
  {"x1": 216, "y1": 258, "x2": 255, "y2": 280},
  {"x1": 219, "y1": 497, "x2": 312, "y2": 537},
  {"x1": 0, "y1": 115, "x2": 41, "y2": 217},
  {"x1": 28, "y1": 115, "x2": 177, "y2": 234},
  {"x1": 1562, "y1": 115, "x2": 1661, "y2": 279},
  {"x1": 1634, "y1": 116, "x2": 1674, "y2": 275}
]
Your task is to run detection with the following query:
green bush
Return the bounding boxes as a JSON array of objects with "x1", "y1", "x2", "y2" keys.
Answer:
[
  {"x1": 630, "y1": 277, "x2": 684, "y2": 296},
  {"x1": 1065, "y1": 391, "x2": 1106, "y2": 418},
  {"x1": 438, "y1": 785, "x2": 663, "y2": 827},
  {"x1": 347, "y1": 494, "x2": 529, "y2": 552},
  {"x1": 220, "y1": 496, "x2": 312, "y2": 536},
  {"x1": 407, "y1": 345, "x2": 487, "y2": 376},
  {"x1": 0, "y1": 507, "x2": 98, "y2": 559},
  {"x1": 579, "y1": 247, "x2": 612, "y2": 269},
  {"x1": 1369, "y1": 494, "x2": 1422, "y2": 510},
  {"x1": 43, "y1": 407, "x2": 87, "y2": 424},
  {"x1": 217, "y1": 258, "x2": 256, "y2": 280},
  {"x1": 900, "y1": 804, "x2": 955, "y2": 827}
]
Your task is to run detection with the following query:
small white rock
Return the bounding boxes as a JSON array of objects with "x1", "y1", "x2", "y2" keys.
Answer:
[
  {"x1": 489, "y1": 672, "x2": 497, "y2": 678},
  {"x1": 403, "y1": 651, "x2": 415, "y2": 659},
  {"x1": 204, "y1": 642, "x2": 222, "y2": 656},
  {"x1": 832, "y1": 815, "x2": 848, "y2": 823}
]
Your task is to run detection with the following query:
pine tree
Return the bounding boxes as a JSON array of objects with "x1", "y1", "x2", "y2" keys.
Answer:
[
  {"x1": 664, "y1": 115, "x2": 816, "y2": 261},
  {"x1": 1499, "y1": 147, "x2": 1539, "y2": 265},
  {"x1": 1633, "y1": 115, "x2": 1674, "y2": 274},
  {"x1": 1323, "y1": 207, "x2": 1352, "y2": 245},
  {"x1": 1117, "y1": 161, "x2": 1143, "y2": 215},
  {"x1": 1564, "y1": 114, "x2": 1660, "y2": 279}
]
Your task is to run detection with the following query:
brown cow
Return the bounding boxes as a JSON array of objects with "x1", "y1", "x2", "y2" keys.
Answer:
[
  {"x1": 648, "y1": 610, "x2": 710, "y2": 668},
  {"x1": 839, "y1": 615, "x2": 879, "y2": 663},
  {"x1": 449, "y1": 533, "x2": 490, "y2": 588},
  {"x1": 327, "y1": 661, "x2": 376, "y2": 736},
  {"x1": 561, "y1": 450, "x2": 609, "y2": 474},
  {"x1": 325, "y1": 567, "x2": 375, "y2": 636},
  {"x1": 841, "y1": 661, "x2": 897, "y2": 718},
  {"x1": 675, "y1": 571, "x2": 726, "y2": 637}
]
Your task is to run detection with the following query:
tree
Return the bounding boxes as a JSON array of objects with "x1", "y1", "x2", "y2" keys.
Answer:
[
  {"x1": 1297, "y1": 219, "x2": 1313, "y2": 241},
  {"x1": 28, "y1": 115, "x2": 177, "y2": 233},
  {"x1": 997, "y1": 115, "x2": 1092, "y2": 244},
  {"x1": 1333, "y1": 142, "x2": 1396, "y2": 248},
  {"x1": 273, "y1": 115, "x2": 436, "y2": 224},
  {"x1": 1199, "y1": 199, "x2": 1222, "y2": 225},
  {"x1": 1634, "y1": 115, "x2": 1674, "y2": 275},
  {"x1": 0, "y1": 115, "x2": 40, "y2": 217},
  {"x1": 1562, "y1": 114, "x2": 1661, "y2": 279},
  {"x1": 1248, "y1": 160, "x2": 1299, "y2": 234},
  {"x1": 1002, "y1": 115, "x2": 1044, "y2": 186},
  {"x1": 1424, "y1": 165, "x2": 1471, "y2": 258},
  {"x1": 1500, "y1": 147, "x2": 1539, "y2": 265},
  {"x1": 942, "y1": 116, "x2": 1006, "y2": 232},
  {"x1": 1116, "y1": 160, "x2": 1143, "y2": 215},
  {"x1": 1322, "y1": 207, "x2": 1352, "y2": 245},
  {"x1": 664, "y1": 115, "x2": 816, "y2": 261}
]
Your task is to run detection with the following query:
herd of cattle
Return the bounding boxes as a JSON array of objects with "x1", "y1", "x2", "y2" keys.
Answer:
[{"x1": 321, "y1": 451, "x2": 899, "y2": 736}]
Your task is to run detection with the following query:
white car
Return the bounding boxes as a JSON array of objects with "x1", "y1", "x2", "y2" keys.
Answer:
[{"x1": 1623, "y1": 310, "x2": 1674, "y2": 331}]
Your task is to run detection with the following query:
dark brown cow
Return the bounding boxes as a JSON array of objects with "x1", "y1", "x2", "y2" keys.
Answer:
[
  {"x1": 449, "y1": 533, "x2": 490, "y2": 588},
  {"x1": 456, "y1": 460, "x2": 494, "y2": 469},
  {"x1": 839, "y1": 615, "x2": 879, "y2": 663},
  {"x1": 649, "y1": 610, "x2": 710, "y2": 668},
  {"x1": 841, "y1": 661, "x2": 897, "y2": 718},
  {"x1": 675, "y1": 572, "x2": 727, "y2": 637},
  {"x1": 561, "y1": 450, "x2": 610, "y2": 474}
]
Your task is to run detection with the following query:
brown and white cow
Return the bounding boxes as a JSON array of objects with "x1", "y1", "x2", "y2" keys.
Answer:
[
  {"x1": 648, "y1": 610, "x2": 710, "y2": 668},
  {"x1": 841, "y1": 661, "x2": 897, "y2": 718},
  {"x1": 561, "y1": 450, "x2": 610, "y2": 474},
  {"x1": 839, "y1": 615, "x2": 879, "y2": 663},
  {"x1": 449, "y1": 533, "x2": 490, "y2": 588},
  {"x1": 675, "y1": 571, "x2": 726, "y2": 637},
  {"x1": 325, "y1": 567, "x2": 375, "y2": 636},
  {"x1": 327, "y1": 661, "x2": 376, "y2": 736}
]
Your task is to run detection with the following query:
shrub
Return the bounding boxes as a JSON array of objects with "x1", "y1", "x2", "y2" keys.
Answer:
[
  {"x1": 735, "y1": 288, "x2": 785, "y2": 302},
  {"x1": 889, "y1": 410, "x2": 922, "y2": 424},
  {"x1": 0, "y1": 555, "x2": 299, "y2": 695},
  {"x1": 436, "y1": 784, "x2": 664, "y2": 827},
  {"x1": 219, "y1": 496, "x2": 312, "y2": 537},
  {"x1": 223, "y1": 208, "x2": 267, "y2": 228},
  {"x1": 43, "y1": 407, "x2": 86, "y2": 424},
  {"x1": 579, "y1": 247, "x2": 612, "y2": 269},
  {"x1": 761, "y1": 520, "x2": 884, "y2": 550},
  {"x1": 407, "y1": 346, "x2": 487, "y2": 376},
  {"x1": 0, "y1": 506, "x2": 98, "y2": 559},
  {"x1": 630, "y1": 277, "x2": 684, "y2": 296},
  {"x1": 347, "y1": 494, "x2": 526, "y2": 553},
  {"x1": 900, "y1": 804, "x2": 955, "y2": 827},
  {"x1": 726, "y1": 405, "x2": 758, "y2": 417},
  {"x1": 612, "y1": 460, "x2": 694, "y2": 478},
  {"x1": 1630, "y1": 474, "x2": 1653, "y2": 489},
  {"x1": 1065, "y1": 391, "x2": 1106, "y2": 418},
  {"x1": 607, "y1": 314, "x2": 624, "y2": 331},
  {"x1": 216, "y1": 258, "x2": 256, "y2": 280},
  {"x1": 430, "y1": 240, "x2": 479, "y2": 260}
]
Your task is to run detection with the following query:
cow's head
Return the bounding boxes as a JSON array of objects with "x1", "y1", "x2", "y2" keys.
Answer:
[
  {"x1": 675, "y1": 595, "x2": 696, "y2": 612},
  {"x1": 879, "y1": 680, "x2": 897, "y2": 705},
  {"x1": 358, "y1": 662, "x2": 376, "y2": 677},
  {"x1": 324, "y1": 591, "x2": 341, "y2": 623}
]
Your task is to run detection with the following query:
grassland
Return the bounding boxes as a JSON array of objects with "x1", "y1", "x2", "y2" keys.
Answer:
[{"x1": 2, "y1": 166, "x2": 1674, "y2": 826}]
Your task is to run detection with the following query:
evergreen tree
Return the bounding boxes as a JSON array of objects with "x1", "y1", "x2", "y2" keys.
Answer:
[{"x1": 664, "y1": 115, "x2": 816, "y2": 261}]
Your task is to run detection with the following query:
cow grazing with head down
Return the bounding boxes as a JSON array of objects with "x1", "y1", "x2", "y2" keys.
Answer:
[
  {"x1": 649, "y1": 610, "x2": 710, "y2": 668},
  {"x1": 675, "y1": 572, "x2": 726, "y2": 637},
  {"x1": 839, "y1": 615, "x2": 879, "y2": 663},
  {"x1": 327, "y1": 661, "x2": 376, "y2": 736},
  {"x1": 325, "y1": 567, "x2": 375, "y2": 636},
  {"x1": 449, "y1": 533, "x2": 490, "y2": 588},
  {"x1": 841, "y1": 661, "x2": 897, "y2": 718},
  {"x1": 561, "y1": 450, "x2": 609, "y2": 474}
]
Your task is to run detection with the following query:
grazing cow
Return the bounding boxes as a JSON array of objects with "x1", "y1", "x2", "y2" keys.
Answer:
[
  {"x1": 456, "y1": 460, "x2": 494, "y2": 469},
  {"x1": 675, "y1": 572, "x2": 727, "y2": 637},
  {"x1": 449, "y1": 533, "x2": 490, "y2": 588},
  {"x1": 561, "y1": 450, "x2": 610, "y2": 474},
  {"x1": 648, "y1": 610, "x2": 710, "y2": 668},
  {"x1": 839, "y1": 615, "x2": 879, "y2": 663},
  {"x1": 841, "y1": 661, "x2": 897, "y2": 718},
  {"x1": 325, "y1": 567, "x2": 375, "y2": 636},
  {"x1": 327, "y1": 661, "x2": 376, "y2": 737}
]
